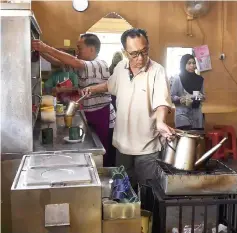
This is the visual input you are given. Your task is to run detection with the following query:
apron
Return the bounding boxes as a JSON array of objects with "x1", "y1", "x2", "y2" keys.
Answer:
[{"x1": 57, "y1": 79, "x2": 80, "y2": 104}]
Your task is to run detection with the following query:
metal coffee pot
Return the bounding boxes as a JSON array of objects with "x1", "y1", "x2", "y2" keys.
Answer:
[
  {"x1": 163, "y1": 130, "x2": 228, "y2": 171},
  {"x1": 65, "y1": 95, "x2": 86, "y2": 117}
]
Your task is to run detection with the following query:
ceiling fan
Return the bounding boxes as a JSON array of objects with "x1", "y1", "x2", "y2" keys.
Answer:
[
  {"x1": 184, "y1": 1, "x2": 211, "y2": 37},
  {"x1": 185, "y1": 0, "x2": 210, "y2": 19}
]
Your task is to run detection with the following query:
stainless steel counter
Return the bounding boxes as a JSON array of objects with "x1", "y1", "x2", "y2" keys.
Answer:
[
  {"x1": 1, "y1": 111, "x2": 104, "y2": 233},
  {"x1": 33, "y1": 111, "x2": 105, "y2": 155}
]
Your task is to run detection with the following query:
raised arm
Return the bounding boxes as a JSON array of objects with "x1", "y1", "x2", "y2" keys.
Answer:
[
  {"x1": 32, "y1": 40, "x2": 85, "y2": 69},
  {"x1": 40, "y1": 52, "x2": 63, "y2": 67}
]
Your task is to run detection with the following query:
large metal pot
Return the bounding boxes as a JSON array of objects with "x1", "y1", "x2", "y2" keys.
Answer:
[
  {"x1": 163, "y1": 137, "x2": 178, "y2": 165},
  {"x1": 173, "y1": 133, "x2": 200, "y2": 170},
  {"x1": 163, "y1": 130, "x2": 228, "y2": 171}
]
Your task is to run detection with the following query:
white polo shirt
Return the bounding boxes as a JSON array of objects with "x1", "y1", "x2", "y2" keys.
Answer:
[{"x1": 107, "y1": 59, "x2": 172, "y2": 155}]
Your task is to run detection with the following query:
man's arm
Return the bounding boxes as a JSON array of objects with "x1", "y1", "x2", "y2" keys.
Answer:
[
  {"x1": 81, "y1": 82, "x2": 108, "y2": 97},
  {"x1": 156, "y1": 106, "x2": 175, "y2": 140},
  {"x1": 156, "y1": 106, "x2": 169, "y2": 123},
  {"x1": 40, "y1": 53, "x2": 63, "y2": 67},
  {"x1": 152, "y1": 67, "x2": 175, "y2": 139},
  {"x1": 32, "y1": 40, "x2": 85, "y2": 69}
]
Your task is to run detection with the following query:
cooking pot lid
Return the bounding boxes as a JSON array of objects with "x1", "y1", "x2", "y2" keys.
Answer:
[
  {"x1": 25, "y1": 166, "x2": 92, "y2": 186},
  {"x1": 28, "y1": 153, "x2": 88, "y2": 168}
]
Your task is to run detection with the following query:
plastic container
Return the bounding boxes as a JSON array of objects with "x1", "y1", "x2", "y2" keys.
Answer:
[
  {"x1": 41, "y1": 95, "x2": 56, "y2": 107},
  {"x1": 41, "y1": 106, "x2": 56, "y2": 123}
]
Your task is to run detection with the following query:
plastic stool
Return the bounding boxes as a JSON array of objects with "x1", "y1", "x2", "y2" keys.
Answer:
[
  {"x1": 214, "y1": 125, "x2": 237, "y2": 160},
  {"x1": 206, "y1": 130, "x2": 226, "y2": 159}
]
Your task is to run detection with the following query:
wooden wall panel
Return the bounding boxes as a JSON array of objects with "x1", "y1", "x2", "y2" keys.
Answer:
[{"x1": 32, "y1": 1, "x2": 237, "y2": 132}]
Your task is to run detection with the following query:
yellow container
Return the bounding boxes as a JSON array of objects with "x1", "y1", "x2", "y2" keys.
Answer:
[{"x1": 41, "y1": 106, "x2": 54, "y2": 112}]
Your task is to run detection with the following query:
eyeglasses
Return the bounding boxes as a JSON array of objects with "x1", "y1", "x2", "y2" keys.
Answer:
[{"x1": 126, "y1": 47, "x2": 149, "y2": 58}]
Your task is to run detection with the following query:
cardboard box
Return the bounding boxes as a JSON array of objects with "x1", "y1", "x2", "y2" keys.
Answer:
[
  {"x1": 103, "y1": 218, "x2": 141, "y2": 233},
  {"x1": 103, "y1": 201, "x2": 141, "y2": 220}
]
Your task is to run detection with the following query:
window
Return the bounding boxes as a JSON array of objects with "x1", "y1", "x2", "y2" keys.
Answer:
[
  {"x1": 88, "y1": 32, "x2": 124, "y2": 66},
  {"x1": 166, "y1": 47, "x2": 193, "y2": 79}
]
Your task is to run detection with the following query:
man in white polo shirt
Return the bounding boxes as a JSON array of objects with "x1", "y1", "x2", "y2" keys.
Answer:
[
  {"x1": 32, "y1": 34, "x2": 115, "y2": 166},
  {"x1": 82, "y1": 28, "x2": 175, "y2": 186}
]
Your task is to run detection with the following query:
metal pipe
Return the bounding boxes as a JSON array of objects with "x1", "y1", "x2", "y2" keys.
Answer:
[{"x1": 194, "y1": 137, "x2": 228, "y2": 167}]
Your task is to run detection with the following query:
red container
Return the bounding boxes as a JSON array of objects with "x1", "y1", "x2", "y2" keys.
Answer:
[{"x1": 57, "y1": 78, "x2": 73, "y2": 88}]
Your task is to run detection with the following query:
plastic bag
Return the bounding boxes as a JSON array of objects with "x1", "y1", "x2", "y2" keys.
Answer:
[
  {"x1": 172, "y1": 224, "x2": 204, "y2": 233},
  {"x1": 183, "y1": 224, "x2": 204, "y2": 233},
  {"x1": 172, "y1": 223, "x2": 227, "y2": 233},
  {"x1": 212, "y1": 224, "x2": 227, "y2": 233}
]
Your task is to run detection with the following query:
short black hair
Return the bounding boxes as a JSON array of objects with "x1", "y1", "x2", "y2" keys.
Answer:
[
  {"x1": 121, "y1": 28, "x2": 149, "y2": 49},
  {"x1": 80, "y1": 33, "x2": 101, "y2": 55}
]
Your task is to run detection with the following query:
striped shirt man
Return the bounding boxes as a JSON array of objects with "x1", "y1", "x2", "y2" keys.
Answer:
[{"x1": 66, "y1": 59, "x2": 116, "y2": 128}]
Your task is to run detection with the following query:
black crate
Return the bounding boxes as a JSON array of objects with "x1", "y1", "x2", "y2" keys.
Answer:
[{"x1": 141, "y1": 180, "x2": 237, "y2": 233}]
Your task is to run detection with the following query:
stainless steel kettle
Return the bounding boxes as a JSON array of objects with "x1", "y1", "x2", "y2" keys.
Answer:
[{"x1": 163, "y1": 130, "x2": 228, "y2": 170}]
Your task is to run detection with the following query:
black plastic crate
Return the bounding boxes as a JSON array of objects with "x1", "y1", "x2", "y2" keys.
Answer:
[{"x1": 141, "y1": 180, "x2": 237, "y2": 233}]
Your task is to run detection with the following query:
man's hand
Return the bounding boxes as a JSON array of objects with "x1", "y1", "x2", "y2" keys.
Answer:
[
  {"x1": 80, "y1": 83, "x2": 108, "y2": 97},
  {"x1": 180, "y1": 96, "x2": 186, "y2": 105},
  {"x1": 80, "y1": 87, "x2": 93, "y2": 98},
  {"x1": 156, "y1": 121, "x2": 175, "y2": 141},
  {"x1": 32, "y1": 40, "x2": 48, "y2": 53}
]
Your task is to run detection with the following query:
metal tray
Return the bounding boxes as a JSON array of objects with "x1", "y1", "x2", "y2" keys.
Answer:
[
  {"x1": 25, "y1": 166, "x2": 92, "y2": 186},
  {"x1": 156, "y1": 160, "x2": 237, "y2": 195},
  {"x1": 28, "y1": 153, "x2": 89, "y2": 168},
  {"x1": 33, "y1": 111, "x2": 106, "y2": 155}
]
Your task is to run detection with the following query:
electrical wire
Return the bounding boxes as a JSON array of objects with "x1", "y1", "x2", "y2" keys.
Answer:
[
  {"x1": 196, "y1": 18, "x2": 206, "y2": 45},
  {"x1": 220, "y1": 1, "x2": 237, "y2": 87}
]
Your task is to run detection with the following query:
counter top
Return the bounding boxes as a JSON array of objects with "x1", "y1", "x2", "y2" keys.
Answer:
[
  {"x1": 201, "y1": 104, "x2": 237, "y2": 114},
  {"x1": 172, "y1": 103, "x2": 237, "y2": 114},
  {"x1": 33, "y1": 111, "x2": 105, "y2": 155}
]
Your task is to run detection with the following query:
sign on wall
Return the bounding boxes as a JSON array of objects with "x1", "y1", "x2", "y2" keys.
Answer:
[{"x1": 193, "y1": 45, "x2": 212, "y2": 72}]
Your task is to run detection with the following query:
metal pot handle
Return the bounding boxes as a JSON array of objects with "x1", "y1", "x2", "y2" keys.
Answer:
[{"x1": 166, "y1": 138, "x2": 177, "y2": 152}]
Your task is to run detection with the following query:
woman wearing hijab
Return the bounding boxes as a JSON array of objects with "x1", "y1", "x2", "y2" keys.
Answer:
[{"x1": 171, "y1": 54, "x2": 205, "y2": 130}]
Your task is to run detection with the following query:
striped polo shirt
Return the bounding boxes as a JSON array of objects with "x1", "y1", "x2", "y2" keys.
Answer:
[{"x1": 66, "y1": 58, "x2": 115, "y2": 128}]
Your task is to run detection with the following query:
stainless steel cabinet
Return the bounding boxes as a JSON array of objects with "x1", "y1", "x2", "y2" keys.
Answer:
[{"x1": 1, "y1": 4, "x2": 41, "y2": 153}]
